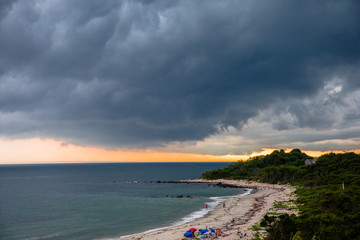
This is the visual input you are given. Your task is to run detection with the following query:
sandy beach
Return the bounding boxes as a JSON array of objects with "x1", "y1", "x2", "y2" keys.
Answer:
[{"x1": 121, "y1": 179, "x2": 297, "y2": 240}]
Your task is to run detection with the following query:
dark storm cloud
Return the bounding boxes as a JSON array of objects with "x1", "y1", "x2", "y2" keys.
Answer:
[
  {"x1": 0, "y1": 0, "x2": 14, "y2": 19},
  {"x1": 0, "y1": 0, "x2": 359, "y2": 148}
]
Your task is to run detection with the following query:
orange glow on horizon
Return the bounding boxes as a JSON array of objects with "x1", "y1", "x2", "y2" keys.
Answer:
[
  {"x1": 0, "y1": 138, "x2": 359, "y2": 164},
  {"x1": 246, "y1": 148, "x2": 360, "y2": 159},
  {"x1": 0, "y1": 138, "x2": 238, "y2": 164}
]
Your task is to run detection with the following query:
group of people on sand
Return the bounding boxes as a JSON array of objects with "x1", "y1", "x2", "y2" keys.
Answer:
[
  {"x1": 184, "y1": 226, "x2": 229, "y2": 239},
  {"x1": 184, "y1": 221, "x2": 247, "y2": 239}
]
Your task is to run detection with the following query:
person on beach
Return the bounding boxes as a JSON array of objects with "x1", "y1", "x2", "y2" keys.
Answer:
[
  {"x1": 223, "y1": 202, "x2": 225, "y2": 208},
  {"x1": 237, "y1": 227, "x2": 243, "y2": 238}
]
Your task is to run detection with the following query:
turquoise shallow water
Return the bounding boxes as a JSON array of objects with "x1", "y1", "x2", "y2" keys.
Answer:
[{"x1": 0, "y1": 163, "x2": 245, "y2": 240}]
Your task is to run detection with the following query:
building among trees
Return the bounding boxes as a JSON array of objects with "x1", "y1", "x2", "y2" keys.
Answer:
[{"x1": 304, "y1": 158, "x2": 318, "y2": 165}]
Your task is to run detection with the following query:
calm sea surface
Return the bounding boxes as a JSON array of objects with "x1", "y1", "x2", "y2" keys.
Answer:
[{"x1": 0, "y1": 163, "x2": 246, "y2": 240}]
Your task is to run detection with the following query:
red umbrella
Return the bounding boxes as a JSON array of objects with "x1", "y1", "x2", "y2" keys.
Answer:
[{"x1": 188, "y1": 228, "x2": 197, "y2": 232}]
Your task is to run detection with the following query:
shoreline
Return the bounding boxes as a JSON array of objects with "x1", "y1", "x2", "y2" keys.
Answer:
[
  {"x1": 120, "y1": 179, "x2": 297, "y2": 240},
  {"x1": 119, "y1": 188, "x2": 252, "y2": 240}
]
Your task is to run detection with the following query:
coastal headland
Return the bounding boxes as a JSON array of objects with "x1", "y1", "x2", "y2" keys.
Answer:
[{"x1": 121, "y1": 179, "x2": 297, "y2": 240}]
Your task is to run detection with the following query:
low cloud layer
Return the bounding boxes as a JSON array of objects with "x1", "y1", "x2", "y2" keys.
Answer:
[{"x1": 0, "y1": 0, "x2": 359, "y2": 151}]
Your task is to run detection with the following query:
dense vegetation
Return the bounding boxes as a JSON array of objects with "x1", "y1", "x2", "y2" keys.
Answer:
[{"x1": 201, "y1": 150, "x2": 360, "y2": 240}]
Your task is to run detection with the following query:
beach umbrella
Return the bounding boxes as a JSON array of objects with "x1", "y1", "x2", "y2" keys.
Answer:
[
  {"x1": 188, "y1": 228, "x2": 197, "y2": 232},
  {"x1": 199, "y1": 229, "x2": 209, "y2": 234},
  {"x1": 184, "y1": 231, "x2": 194, "y2": 237}
]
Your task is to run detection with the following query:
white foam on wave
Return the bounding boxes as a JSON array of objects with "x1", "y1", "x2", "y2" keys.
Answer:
[
  {"x1": 173, "y1": 188, "x2": 252, "y2": 226},
  {"x1": 117, "y1": 188, "x2": 252, "y2": 239}
]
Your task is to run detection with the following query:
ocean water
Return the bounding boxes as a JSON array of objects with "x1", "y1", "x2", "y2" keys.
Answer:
[{"x1": 0, "y1": 163, "x2": 246, "y2": 240}]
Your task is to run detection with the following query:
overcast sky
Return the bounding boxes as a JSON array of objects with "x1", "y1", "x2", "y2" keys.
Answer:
[{"x1": 0, "y1": 0, "x2": 359, "y2": 156}]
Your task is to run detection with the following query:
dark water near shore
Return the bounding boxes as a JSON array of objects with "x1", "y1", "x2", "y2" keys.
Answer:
[{"x1": 0, "y1": 162, "x2": 246, "y2": 240}]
